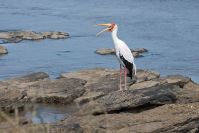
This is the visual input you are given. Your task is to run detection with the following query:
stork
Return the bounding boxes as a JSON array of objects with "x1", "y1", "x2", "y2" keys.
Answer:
[{"x1": 96, "y1": 23, "x2": 136, "y2": 91}]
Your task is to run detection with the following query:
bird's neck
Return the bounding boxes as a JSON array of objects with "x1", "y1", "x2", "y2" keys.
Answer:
[{"x1": 111, "y1": 27, "x2": 120, "y2": 47}]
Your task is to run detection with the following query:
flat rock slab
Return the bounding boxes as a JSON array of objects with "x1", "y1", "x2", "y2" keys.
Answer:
[
  {"x1": 79, "y1": 84, "x2": 177, "y2": 115},
  {"x1": 95, "y1": 48, "x2": 148, "y2": 57},
  {"x1": 60, "y1": 68, "x2": 159, "y2": 90},
  {"x1": 0, "y1": 31, "x2": 69, "y2": 43},
  {"x1": 28, "y1": 78, "x2": 86, "y2": 104},
  {"x1": 62, "y1": 103, "x2": 199, "y2": 133},
  {"x1": 129, "y1": 74, "x2": 191, "y2": 90},
  {"x1": 129, "y1": 79, "x2": 167, "y2": 90},
  {"x1": 60, "y1": 68, "x2": 118, "y2": 86},
  {"x1": 0, "y1": 45, "x2": 8, "y2": 55},
  {"x1": 161, "y1": 75, "x2": 191, "y2": 87},
  {"x1": 0, "y1": 72, "x2": 86, "y2": 107}
]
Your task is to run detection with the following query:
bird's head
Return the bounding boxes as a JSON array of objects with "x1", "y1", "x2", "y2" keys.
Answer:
[{"x1": 96, "y1": 23, "x2": 117, "y2": 36}]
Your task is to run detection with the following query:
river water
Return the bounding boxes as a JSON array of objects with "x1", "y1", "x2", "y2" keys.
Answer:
[
  {"x1": 24, "y1": 103, "x2": 77, "y2": 124},
  {"x1": 0, "y1": 0, "x2": 199, "y2": 82}
]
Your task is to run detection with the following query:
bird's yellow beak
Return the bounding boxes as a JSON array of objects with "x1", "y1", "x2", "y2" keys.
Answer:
[
  {"x1": 96, "y1": 23, "x2": 112, "y2": 36},
  {"x1": 97, "y1": 23, "x2": 112, "y2": 27}
]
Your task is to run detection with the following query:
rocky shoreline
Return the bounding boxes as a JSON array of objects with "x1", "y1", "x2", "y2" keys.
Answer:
[{"x1": 1, "y1": 68, "x2": 199, "y2": 132}]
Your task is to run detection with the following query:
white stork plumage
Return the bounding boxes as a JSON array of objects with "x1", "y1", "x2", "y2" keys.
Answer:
[{"x1": 96, "y1": 23, "x2": 136, "y2": 91}]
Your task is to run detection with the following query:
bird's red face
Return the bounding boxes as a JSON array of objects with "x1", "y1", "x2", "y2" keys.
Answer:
[{"x1": 96, "y1": 23, "x2": 116, "y2": 36}]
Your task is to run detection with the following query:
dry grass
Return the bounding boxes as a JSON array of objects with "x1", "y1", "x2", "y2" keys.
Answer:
[{"x1": 0, "y1": 108, "x2": 51, "y2": 133}]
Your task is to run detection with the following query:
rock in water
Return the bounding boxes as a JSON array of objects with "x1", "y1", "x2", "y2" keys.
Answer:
[
  {"x1": 0, "y1": 31, "x2": 69, "y2": 43},
  {"x1": 42, "y1": 32, "x2": 69, "y2": 39},
  {"x1": 95, "y1": 48, "x2": 148, "y2": 57},
  {"x1": 0, "y1": 45, "x2": 8, "y2": 55},
  {"x1": 95, "y1": 48, "x2": 115, "y2": 55}
]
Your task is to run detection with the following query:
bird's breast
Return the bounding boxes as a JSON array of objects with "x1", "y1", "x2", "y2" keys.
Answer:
[{"x1": 115, "y1": 49, "x2": 125, "y2": 66}]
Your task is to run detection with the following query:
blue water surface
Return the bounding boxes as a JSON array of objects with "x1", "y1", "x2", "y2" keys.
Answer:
[{"x1": 0, "y1": 0, "x2": 199, "y2": 82}]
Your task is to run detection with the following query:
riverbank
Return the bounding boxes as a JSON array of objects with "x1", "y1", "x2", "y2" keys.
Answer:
[{"x1": 1, "y1": 68, "x2": 199, "y2": 132}]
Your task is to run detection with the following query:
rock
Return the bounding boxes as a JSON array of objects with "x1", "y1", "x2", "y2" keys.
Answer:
[
  {"x1": 60, "y1": 68, "x2": 159, "y2": 93},
  {"x1": 175, "y1": 81, "x2": 199, "y2": 103},
  {"x1": 1, "y1": 68, "x2": 199, "y2": 133},
  {"x1": 131, "y1": 48, "x2": 148, "y2": 53},
  {"x1": 9, "y1": 72, "x2": 49, "y2": 83},
  {"x1": 0, "y1": 72, "x2": 86, "y2": 106},
  {"x1": 0, "y1": 84, "x2": 27, "y2": 113},
  {"x1": 188, "y1": 128, "x2": 199, "y2": 133},
  {"x1": 63, "y1": 103, "x2": 199, "y2": 133},
  {"x1": 129, "y1": 74, "x2": 190, "y2": 90},
  {"x1": 0, "y1": 45, "x2": 8, "y2": 55},
  {"x1": 61, "y1": 68, "x2": 122, "y2": 94},
  {"x1": 29, "y1": 78, "x2": 86, "y2": 104},
  {"x1": 95, "y1": 48, "x2": 148, "y2": 57},
  {"x1": 0, "y1": 73, "x2": 50, "y2": 110},
  {"x1": 60, "y1": 68, "x2": 117, "y2": 86},
  {"x1": 49, "y1": 123, "x2": 85, "y2": 133},
  {"x1": 75, "y1": 92, "x2": 105, "y2": 105},
  {"x1": 161, "y1": 75, "x2": 191, "y2": 87},
  {"x1": 135, "y1": 69, "x2": 160, "y2": 83},
  {"x1": 95, "y1": 48, "x2": 115, "y2": 55},
  {"x1": 79, "y1": 84, "x2": 177, "y2": 115},
  {"x1": 0, "y1": 31, "x2": 69, "y2": 43},
  {"x1": 0, "y1": 122, "x2": 86, "y2": 133},
  {"x1": 42, "y1": 32, "x2": 69, "y2": 39},
  {"x1": 129, "y1": 79, "x2": 167, "y2": 90},
  {"x1": 58, "y1": 68, "x2": 199, "y2": 132}
]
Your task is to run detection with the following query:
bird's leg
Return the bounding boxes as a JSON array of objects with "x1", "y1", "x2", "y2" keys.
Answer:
[
  {"x1": 119, "y1": 64, "x2": 122, "y2": 91},
  {"x1": 124, "y1": 67, "x2": 127, "y2": 90}
]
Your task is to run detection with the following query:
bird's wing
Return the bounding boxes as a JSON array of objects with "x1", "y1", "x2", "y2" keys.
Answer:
[
  {"x1": 118, "y1": 40, "x2": 136, "y2": 75},
  {"x1": 118, "y1": 40, "x2": 134, "y2": 63}
]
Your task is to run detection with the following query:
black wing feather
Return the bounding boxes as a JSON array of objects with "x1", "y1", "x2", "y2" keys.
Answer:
[{"x1": 120, "y1": 55, "x2": 133, "y2": 79}]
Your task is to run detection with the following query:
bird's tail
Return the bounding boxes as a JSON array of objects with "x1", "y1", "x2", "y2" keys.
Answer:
[
  {"x1": 127, "y1": 68, "x2": 133, "y2": 79},
  {"x1": 126, "y1": 62, "x2": 136, "y2": 79}
]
